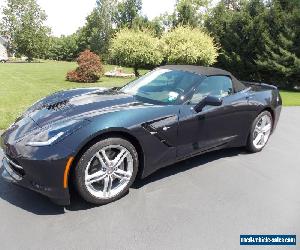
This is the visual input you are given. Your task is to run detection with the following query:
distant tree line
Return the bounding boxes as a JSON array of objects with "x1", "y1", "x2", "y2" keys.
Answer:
[{"x1": 0, "y1": 0, "x2": 299, "y2": 88}]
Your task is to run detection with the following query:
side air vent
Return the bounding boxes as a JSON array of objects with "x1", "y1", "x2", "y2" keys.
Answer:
[{"x1": 142, "y1": 115, "x2": 178, "y2": 147}]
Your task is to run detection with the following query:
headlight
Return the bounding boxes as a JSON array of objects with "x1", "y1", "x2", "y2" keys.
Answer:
[{"x1": 26, "y1": 119, "x2": 89, "y2": 147}]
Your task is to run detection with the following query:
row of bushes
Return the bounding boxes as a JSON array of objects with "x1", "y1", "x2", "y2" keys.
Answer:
[
  {"x1": 110, "y1": 26, "x2": 218, "y2": 76},
  {"x1": 67, "y1": 26, "x2": 219, "y2": 82}
]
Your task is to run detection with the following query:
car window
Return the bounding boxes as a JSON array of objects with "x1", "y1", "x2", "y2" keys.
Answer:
[
  {"x1": 121, "y1": 69, "x2": 202, "y2": 104},
  {"x1": 190, "y1": 76, "x2": 233, "y2": 104}
]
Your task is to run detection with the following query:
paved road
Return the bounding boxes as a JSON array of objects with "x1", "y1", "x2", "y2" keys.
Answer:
[{"x1": 0, "y1": 107, "x2": 299, "y2": 250}]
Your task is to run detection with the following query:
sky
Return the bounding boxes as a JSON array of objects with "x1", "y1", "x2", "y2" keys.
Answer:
[{"x1": 0, "y1": 0, "x2": 177, "y2": 37}]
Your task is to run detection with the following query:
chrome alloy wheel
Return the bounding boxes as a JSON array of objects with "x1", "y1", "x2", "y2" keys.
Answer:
[
  {"x1": 84, "y1": 145, "x2": 134, "y2": 199},
  {"x1": 252, "y1": 114, "x2": 272, "y2": 150}
]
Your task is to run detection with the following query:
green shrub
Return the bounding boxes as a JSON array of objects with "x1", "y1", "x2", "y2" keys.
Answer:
[
  {"x1": 161, "y1": 26, "x2": 219, "y2": 66},
  {"x1": 66, "y1": 50, "x2": 104, "y2": 83},
  {"x1": 48, "y1": 35, "x2": 79, "y2": 61},
  {"x1": 109, "y1": 28, "x2": 163, "y2": 76}
]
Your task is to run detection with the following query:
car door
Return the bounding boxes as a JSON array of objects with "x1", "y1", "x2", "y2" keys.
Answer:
[{"x1": 176, "y1": 75, "x2": 250, "y2": 158}]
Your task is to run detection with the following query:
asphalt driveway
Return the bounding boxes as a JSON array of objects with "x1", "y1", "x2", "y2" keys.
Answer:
[{"x1": 0, "y1": 107, "x2": 299, "y2": 250}]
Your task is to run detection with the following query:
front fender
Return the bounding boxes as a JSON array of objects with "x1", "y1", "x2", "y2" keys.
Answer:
[{"x1": 61, "y1": 106, "x2": 179, "y2": 179}]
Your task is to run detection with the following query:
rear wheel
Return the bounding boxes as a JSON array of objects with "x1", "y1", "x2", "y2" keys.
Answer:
[
  {"x1": 74, "y1": 137, "x2": 138, "y2": 205},
  {"x1": 247, "y1": 111, "x2": 273, "y2": 153}
]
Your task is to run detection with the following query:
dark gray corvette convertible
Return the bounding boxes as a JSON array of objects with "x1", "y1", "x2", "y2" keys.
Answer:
[{"x1": 0, "y1": 65, "x2": 282, "y2": 205}]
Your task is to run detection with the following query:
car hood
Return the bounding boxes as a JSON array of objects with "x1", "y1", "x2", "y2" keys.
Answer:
[
  {"x1": 1, "y1": 87, "x2": 141, "y2": 142},
  {"x1": 27, "y1": 87, "x2": 141, "y2": 126}
]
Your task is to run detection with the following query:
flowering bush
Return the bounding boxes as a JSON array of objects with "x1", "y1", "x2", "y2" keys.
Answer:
[{"x1": 66, "y1": 50, "x2": 104, "y2": 83}]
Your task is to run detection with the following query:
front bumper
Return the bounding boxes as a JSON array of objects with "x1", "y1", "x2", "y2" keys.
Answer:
[{"x1": 0, "y1": 147, "x2": 71, "y2": 206}]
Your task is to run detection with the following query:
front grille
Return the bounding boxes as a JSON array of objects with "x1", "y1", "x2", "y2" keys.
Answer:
[{"x1": 5, "y1": 156, "x2": 25, "y2": 176}]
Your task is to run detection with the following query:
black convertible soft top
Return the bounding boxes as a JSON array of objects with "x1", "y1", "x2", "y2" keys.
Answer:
[{"x1": 159, "y1": 65, "x2": 246, "y2": 92}]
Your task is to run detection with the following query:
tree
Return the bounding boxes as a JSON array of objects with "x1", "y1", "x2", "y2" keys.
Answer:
[
  {"x1": 206, "y1": 0, "x2": 300, "y2": 88},
  {"x1": 255, "y1": 0, "x2": 300, "y2": 89},
  {"x1": 161, "y1": 26, "x2": 219, "y2": 66},
  {"x1": 0, "y1": 0, "x2": 50, "y2": 60},
  {"x1": 154, "y1": 12, "x2": 177, "y2": 32},
  {"x1": 113, "y1": 0, "x2": 142, "y2": 29},
  {"x1": 205, "y1": 0, "x2": 268, "y2": 80},
  {"x1": 79, "y1": 0, "x2": 117, "y2": 58},
  {"x1": 175, "y1": 0, "x2": 211, "y2": 27},
  {"x1": 47, "y1": 34, "x2": 79, "y2": 61},
  {"x1": 288, "y1": 1, "x2": 300, "y2": 59},
  {"x1": 155, "y1": 0, "x2": 212, "y2": 30},
  {"x1": 131, "y1": 16, "x2": 164, "y2": 37},
  {"x1": 222, "y1": 0, "x2": 241, "y2": 10},
  {"x1": 109, "y1": 29, "x2": 163, "y2": 76},
  {"x1": 79, "y1": 0, "x2": 147, "y2": 57}
]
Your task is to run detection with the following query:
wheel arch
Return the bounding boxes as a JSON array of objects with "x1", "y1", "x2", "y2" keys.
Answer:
[
  {"x1": 68, "y1": 130, "x2": 145, "y2": 189},
  {"x1": 260, "y1": 107, "x2": 275, "y2": 132},
  {"x1": 246, "y1": 106, "x2": 275, "y2": 145}
]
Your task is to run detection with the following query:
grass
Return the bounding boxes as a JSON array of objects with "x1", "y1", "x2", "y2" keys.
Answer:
[
  {"x1": 0, "y1": 61, "x2": 299, "y2": 129},
  {"x1": 279, "y1": 91, "x2": 300, "y2": 106}
]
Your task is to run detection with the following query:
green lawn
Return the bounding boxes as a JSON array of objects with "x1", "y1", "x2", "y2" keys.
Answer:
[
  {"x1": 0, "y1": 61, "x2": 147, "y2": 129},
  {"x1": 0, "y1": 61, "x2": 299, "y2": 129},
  {"x1": 279, "y1": 91, "x2": 300, "y2": 106}
]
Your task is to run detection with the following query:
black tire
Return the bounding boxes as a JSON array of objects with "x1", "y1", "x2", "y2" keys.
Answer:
[
  {"x1": 74, "y1": 137, "x2": 139, "y2": 205},
  {"x1": 246, "y1": 111, "x2": 273, "y2": 153}
]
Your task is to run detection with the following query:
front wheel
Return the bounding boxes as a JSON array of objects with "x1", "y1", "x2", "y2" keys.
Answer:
[
  {"x1": 247, "y1": 111, "x2": 273, "y2": 153},
  {"x1": 74, "y1": 137, "x2": 138, "y2": 205}
]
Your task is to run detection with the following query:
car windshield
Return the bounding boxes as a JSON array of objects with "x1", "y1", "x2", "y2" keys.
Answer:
[{"x1": 120, "y1": 69, "x2": 203, "y2": 104}]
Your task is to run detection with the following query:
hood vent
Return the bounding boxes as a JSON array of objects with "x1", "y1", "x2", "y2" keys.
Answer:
[{"x1": 43, "y1": 100, "x2": 70, "y2": 111}]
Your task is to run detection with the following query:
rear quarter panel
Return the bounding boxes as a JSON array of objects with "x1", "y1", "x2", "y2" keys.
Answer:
[{"x1": 246, "y1": 85, "x2": 282, "y2": 131}]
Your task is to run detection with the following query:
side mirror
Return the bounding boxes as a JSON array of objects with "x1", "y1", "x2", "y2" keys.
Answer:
[{"x1": 194, "y1": 95, "x2": 223, "y2": 113}]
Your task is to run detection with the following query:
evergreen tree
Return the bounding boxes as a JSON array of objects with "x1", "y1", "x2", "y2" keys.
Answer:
[
  {"x1": 206, "y1": 0, "x2": 267, "y2": 80},
  {"x1": 256, "y1": 0, "x2": 300, "y2": 88},
  {"x1": 206, "y1": 0, "x2": 300, "y2": 88}
]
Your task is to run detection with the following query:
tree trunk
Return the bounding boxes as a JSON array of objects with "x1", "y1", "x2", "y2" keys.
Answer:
[
  {"x1": 26, "y1": 56, "x2": 34, "y2": 62},
  {"x1": 134, "y1": 67, "x2": 140, "y2": 77}
]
